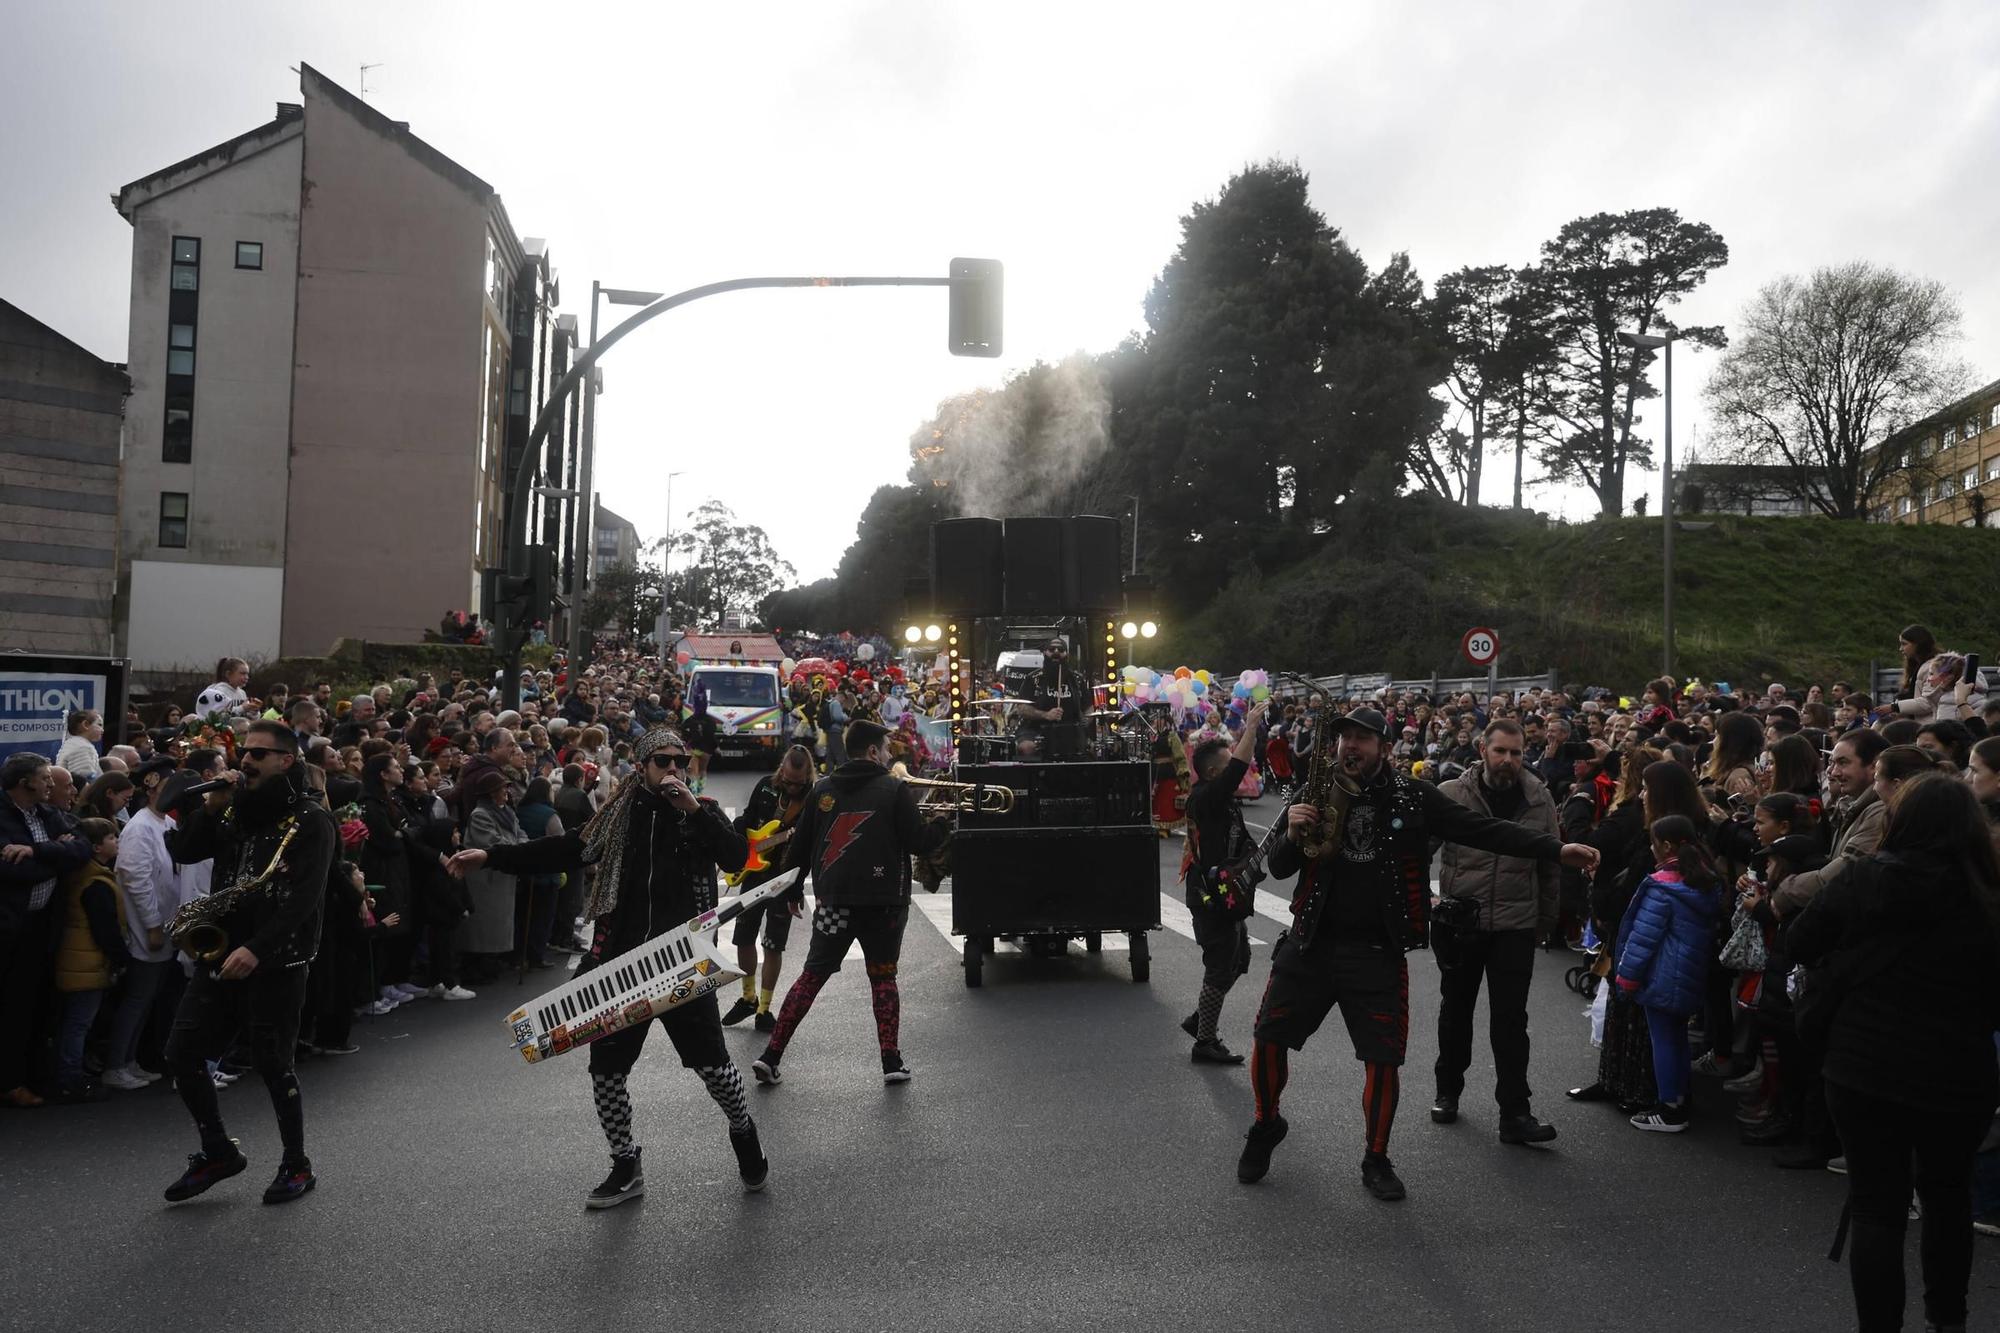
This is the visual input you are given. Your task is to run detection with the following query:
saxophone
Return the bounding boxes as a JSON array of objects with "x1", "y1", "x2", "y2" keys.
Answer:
[
  {"x1": 170, "y1": 817, "x2": 302, "y2": 963},
  {"x1": 1285, "y1": 677, "x2": 1363, "y2": 860}
]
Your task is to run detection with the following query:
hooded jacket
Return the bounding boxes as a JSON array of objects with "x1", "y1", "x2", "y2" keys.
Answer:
[
  {"x1": 1784, "y1": 851, "x2": 2000, "y2": 1113},
  {"x1": 782, "y1": 759, "x2": 943, "y2": 907},
  {"x1": 1615, "y1": 864, "x2": 1721, "y2": 1015},
  {"x1": 1436, "y1": 762, "x2": 1560, "y2": 934}
]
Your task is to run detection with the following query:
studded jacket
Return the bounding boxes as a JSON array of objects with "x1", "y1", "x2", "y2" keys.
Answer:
[
  {"x1": 1268, "y1": 763, "x2": 1564, "y2": 952},
  {"x1": 167, "y1": 783, "x2": 338, "y2": 969}
]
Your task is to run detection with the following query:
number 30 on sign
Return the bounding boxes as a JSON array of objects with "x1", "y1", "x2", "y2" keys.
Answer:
[{"x1": 1461, "y1": 627, "x2": 1499, "y2": 667}]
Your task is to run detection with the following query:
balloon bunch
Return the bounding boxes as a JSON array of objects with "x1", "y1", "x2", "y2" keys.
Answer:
[
  {"x1": 1120, "y1": 664, "x2": 1236, "y2": 721},
  {"x1": 1228, "y1": 669, "x2": 1272, "y2": 716}
]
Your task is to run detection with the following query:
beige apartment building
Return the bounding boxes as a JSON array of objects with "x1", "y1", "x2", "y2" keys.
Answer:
[
  {"x1": 1868, "y1": 376, "x2": 2000, "y2": 528},
  {"x1": 112, "y1": 64, "x2": 584, "y2": 669}
]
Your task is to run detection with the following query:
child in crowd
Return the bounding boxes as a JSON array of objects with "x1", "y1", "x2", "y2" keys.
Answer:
[
  {"x1": 52, "y1": 819, "x2": 130, "y2": 1103},
  {"x1": 1617, "y1": 814, "x2": 1725, "y2": 1133}
]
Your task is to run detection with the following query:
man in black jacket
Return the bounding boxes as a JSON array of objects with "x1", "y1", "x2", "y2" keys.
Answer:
[
  {"x1": 0, "y1": 754, "x2": 93, "y2": 1108},
  {"x1": 160, "y1": 721, "x2": 339, "y2": 1205},
  {"x1": 448, "y1": 726, "x2": 763, "y2": 1207},
  {"x1": 1239, "y1": 707, "x2": 1598, "y2": 1202},
  {"x1": 723, "y1": 745, "x2": 815, "y2": 1031},
  {"x1": 752, "y1": 720, "x2": 947, "y2": 1088}
]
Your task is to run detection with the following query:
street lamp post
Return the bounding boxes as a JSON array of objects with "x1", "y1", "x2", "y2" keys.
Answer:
[
  {"x1": 1124, "y1": 494, "x2": 1140, "y2": 577},
  {"x1": 1619, "y1": 329, "x2": 1675, "y2": 680},
  {"x1": 660, "y1": 469, "x2": 685, "y2": 646},
  {"x1": 571, "y1": 282, "x2": 664, "y2": 671}
]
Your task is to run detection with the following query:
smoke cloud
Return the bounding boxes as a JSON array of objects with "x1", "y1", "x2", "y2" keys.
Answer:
[{"x1": 910, "y1": 353, "x2": 1111, "y2": 518}]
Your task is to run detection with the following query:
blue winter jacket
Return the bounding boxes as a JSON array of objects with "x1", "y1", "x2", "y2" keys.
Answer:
[{"x1": 1615, "y1": 865, "x2": 1720, "y2": 1016}]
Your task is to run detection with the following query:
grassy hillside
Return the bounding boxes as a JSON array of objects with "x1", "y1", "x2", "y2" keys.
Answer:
[{"x1": 1148, "y1": 500, "x2": 2000, "y2": 690}]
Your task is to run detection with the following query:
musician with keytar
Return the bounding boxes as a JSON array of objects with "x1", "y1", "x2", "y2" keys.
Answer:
[
  {"x1": 159, "y1": 720, "x2": 339, "y2": 1207},
  {"x1": 447, "y1": 725, "x2": 767, "y2": 1208},
  {"x1": 1178, "y1": 700, "x2": 1270, "y2": 1066}
]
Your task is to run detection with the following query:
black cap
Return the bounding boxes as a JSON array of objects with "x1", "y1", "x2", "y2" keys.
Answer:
[{"x1": 1333, "y1": 706, "x2": 1391, "y2": 739}]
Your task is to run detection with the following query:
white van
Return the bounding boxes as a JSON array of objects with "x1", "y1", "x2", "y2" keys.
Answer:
[{"x1": 688, "y1": 665, "x2": 787, "y2": 765}]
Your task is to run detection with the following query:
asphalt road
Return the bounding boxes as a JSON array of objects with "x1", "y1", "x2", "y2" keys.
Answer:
[{"x1": 3, "y1": 767, "x2": 1994, "y2": 1332}]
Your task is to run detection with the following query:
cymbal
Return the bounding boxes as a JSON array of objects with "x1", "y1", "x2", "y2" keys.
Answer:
[{"x1": 1084, "y1": 710, "x2": 1124, "y2": 717}]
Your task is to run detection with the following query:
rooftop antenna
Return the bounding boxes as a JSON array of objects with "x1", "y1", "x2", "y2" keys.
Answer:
[{"x1": 360, "y1": 62, "x2": 384, "y2": 101}]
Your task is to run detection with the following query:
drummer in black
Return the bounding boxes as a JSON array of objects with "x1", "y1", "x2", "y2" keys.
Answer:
[{"x1": 1020, "y1": 638, "x2": 1083, "y2": 759}]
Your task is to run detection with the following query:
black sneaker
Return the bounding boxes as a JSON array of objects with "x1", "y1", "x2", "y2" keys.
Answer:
[
  {"x1": 1630, "y1": 1102, "x2": 1690, "y2": 1134},
  {"x1": 1237, "y1": 1115, "x2": 1288, "y2": 1184},
  {"x1": 262, "y1": 1158, "x2": 316, "y2": 1205},
  {"x1": 1499, "y1": 1113, "x2": 1558, "y2": 1145},
  {"x1": 1430, "y1": 1094, "x2": 1459, "y2": 1124},
  {"x1": 1361, "y1": 1152, "x2": 1407, "y2": 1201},
  {"x1": 1180, "y1": 1012, "x2": 1199, "y2": 1038},
  {"x1": 751, "y1": 1054, "x2": 782, "y2": 1086},
  {"x1": 587, "y1": 1150, "x2": 645, "y2": 1209},
  {"x1": 754, "y1": 1010, "x2": 775, "y2": 1033},
  {"x1": 1190, "y1": 1038, "x2": 1245, "y2": 1065},
  {"x1": 721, "y1": 997, "x2": 759, "y2": 1027},
  {"x1": 882, "y1": 1051, "x2": 913, "y2": 1085},
  {"x1": 164, "y1": 1142, "x2": 249, "y2": 1202},
  {"x1": 730, "y1": 1122, "x2": 769, "y2": 1192}
]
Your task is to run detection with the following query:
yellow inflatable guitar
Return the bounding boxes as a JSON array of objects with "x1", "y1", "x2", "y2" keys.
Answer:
[{"x1": 724, "y1": 819, "x2": 787, "y2": 888}]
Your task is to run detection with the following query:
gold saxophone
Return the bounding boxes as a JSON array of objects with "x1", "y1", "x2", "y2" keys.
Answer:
[
  {"x1": 1289, "y1": 679, "x2": 1363, "y2": 860},
  {"x1": 170, "y1": 818, "x2": 302, "y2": 963}
]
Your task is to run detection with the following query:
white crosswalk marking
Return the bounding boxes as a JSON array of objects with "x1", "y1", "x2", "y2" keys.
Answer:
[{"x1": 909, "y1": 887, "x2": 1260, "y2": 951}]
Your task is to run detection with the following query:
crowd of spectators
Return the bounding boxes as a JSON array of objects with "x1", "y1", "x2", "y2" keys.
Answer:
[{"x1": 0, "y1": 648, "x2": 694, "y2": 1109}]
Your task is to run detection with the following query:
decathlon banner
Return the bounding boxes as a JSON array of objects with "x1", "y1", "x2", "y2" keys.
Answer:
[{"x1": 0, "y1": 655, "x2": 128, "y2": 762}]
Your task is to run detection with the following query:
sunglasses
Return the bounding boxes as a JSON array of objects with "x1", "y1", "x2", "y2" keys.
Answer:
[
  {"x1": 242, "y1": 746, "x2": 291, "y2": 761},
  {"x1": 647, "y1": 753, "x2": 688, "y2": 770}
]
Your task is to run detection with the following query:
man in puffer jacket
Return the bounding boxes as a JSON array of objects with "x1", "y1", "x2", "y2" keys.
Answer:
[{"x1": 1615, "y1": 815, "x2": 1724, "y2": 1134}]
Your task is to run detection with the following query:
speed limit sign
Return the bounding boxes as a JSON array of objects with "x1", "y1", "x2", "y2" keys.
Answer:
[{"x1": 1461, "y1": 627, "x2": 1500, "y2": 667}]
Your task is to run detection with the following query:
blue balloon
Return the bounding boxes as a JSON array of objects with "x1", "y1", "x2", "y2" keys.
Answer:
[{"x1": 1191, "y1": 679, "x2": 1207, "y2": 696}]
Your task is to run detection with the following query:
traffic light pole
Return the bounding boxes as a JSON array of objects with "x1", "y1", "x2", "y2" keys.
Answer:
[{"x1": 497, "y1": 273, "x2": 964, "y2": 711}]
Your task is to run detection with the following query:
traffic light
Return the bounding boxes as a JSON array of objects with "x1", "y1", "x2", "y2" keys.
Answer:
[
  {"x1": 948, "y1": 257, "x2": 1003, "y2": 358},
  {"x1": 482, "y1": 546, "x2": 557, "y2": 646}
]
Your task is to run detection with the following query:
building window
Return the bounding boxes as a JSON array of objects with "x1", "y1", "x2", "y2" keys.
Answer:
[
  {"x1": 1967, "y1": 418, "x2": 1982, "y2": 442},
  {"x1": 235, "y1": 241, "x2": 263, "y2": 270},
  {"x1": 1900, "y1": 496, "x2": 1914, "y2": 516},
  {"x1": 510, "y1": 367, "x2": 529, "y2": 417},
  {"x1": 1989, "y1": 404, "x2": 2000, "y2": 431},
  {"x1": 1988, "y1": 456, "x2": 2000, "y2": 483},
  {"x1": 163, "y1": 395, "x2": 192, "y2": 463},
  {"x1": 171, "y1": 236, "x2": 199, "y2": 291},
  {"x1": 1966, "y1": 468, "x2": 1980, "y2": 493},
  {"x1": 158, "y1": 492, "x2": 188, "y2": 548}
]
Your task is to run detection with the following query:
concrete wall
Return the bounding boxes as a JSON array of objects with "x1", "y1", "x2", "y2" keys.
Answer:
[
  {"x1": 119, "y1": 130, "x2": 301, "y2": 577},
  {"x1": 283, "y1": 69, "x2": 488, "y2": 654},
  {"x1": 128, "y1": 559, "x2": 283, "y2": 670},
  {"x1": 0, "y1": 302, "x2": 125, "y2": 655}
]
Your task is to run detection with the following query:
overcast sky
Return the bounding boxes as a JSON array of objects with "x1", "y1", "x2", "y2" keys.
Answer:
[{"x1": 8, "y1": 1, "x2": 1997, "y2": 581}]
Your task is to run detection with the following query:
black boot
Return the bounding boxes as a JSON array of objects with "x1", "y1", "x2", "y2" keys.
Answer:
[
  {"x1": 1499, "y1": 1113, "x2": 1558, "y2": 1145},
  {"x1": 1361, "y1": 1152, "x2": 1407, "y2": 1201},
  {"x1": 587, "y1": 1150, "x2": 645, "y2": 1209},
  {"x1": 1429, "y1": 1094, "x2": 1459, "y2": 1124},
  {"x1": 730, "y1": 1121, "x2": 769, "y2": 1192},
  {"x1": 1237, "y1": 1116, "x2": 1288, "y2": 1184}
]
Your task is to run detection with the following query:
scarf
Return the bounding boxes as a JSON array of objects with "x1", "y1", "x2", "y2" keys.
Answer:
[{"x1": 576, "y1": 725, "x2": 684, "y2": 921}]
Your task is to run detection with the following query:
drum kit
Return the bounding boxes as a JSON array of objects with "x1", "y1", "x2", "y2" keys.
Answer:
[{"x1": 953, "y1": 698, "x2": 1149, "y2": 763}]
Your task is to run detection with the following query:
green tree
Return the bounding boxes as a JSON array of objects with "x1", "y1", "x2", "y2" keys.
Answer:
[
  {"x1": 1119, "y1": 161, "x2": 1440, "y2": 590},
  {"x1": 1704, "y1": 263, "x2": 1967, "y2": 518},
  {"x1": 670, "y1": 502, "x2": 795, "y2": 628},
  {"x1": 1528, "y1": 208, "x2": 1729, "y2": 515}
]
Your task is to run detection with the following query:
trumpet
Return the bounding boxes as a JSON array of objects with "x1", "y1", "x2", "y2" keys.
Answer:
[{"x1": 890, "y1": 763, "x2": 1016, "y2": 815}]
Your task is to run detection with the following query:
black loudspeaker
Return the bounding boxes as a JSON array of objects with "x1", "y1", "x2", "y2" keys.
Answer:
[
  {"x1": 931, "y1": 518, "x2": 1004, "y2": 615},
  {"x1": 1002, "y1": 516, "x2": 1066, "y2": 613},
  {"x1": 1062, "y1": 515, "x2": 1124, "y2": 611}
]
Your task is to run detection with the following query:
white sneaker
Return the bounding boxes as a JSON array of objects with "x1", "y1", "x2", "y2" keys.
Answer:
[
  {"x1": 367, "y1": 999, "x2": 395, "y2": 1016},
  {"x1": 102, "y1": 1067, "x2": 149, "y2": 1091},
  {"x1": 119, "y1": 1063, "x2": 163, "y2": 1085},
  {"x1": 209, "y1": 1072, "x2": 233, "y2": 1089},
  {"x1": 437, "y1": 985, "x2": 477, "y2": 1001},
  {"x1": 378, "y1": 986, "x2": 405, "y2": 1004},
  {"x1": 393, "y1": 983, "x2": 428, "y2": 998}
]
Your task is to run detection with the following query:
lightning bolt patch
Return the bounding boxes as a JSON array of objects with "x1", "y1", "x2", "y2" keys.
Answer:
[{"x1": 820, "y1": 811, "x2": 874, "y2": 871}]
